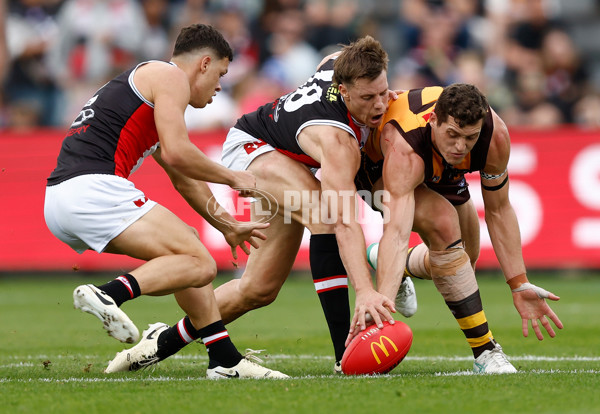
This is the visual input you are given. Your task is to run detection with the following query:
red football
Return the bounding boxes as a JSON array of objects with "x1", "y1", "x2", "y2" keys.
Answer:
[{"x1": 341, "y1": 320, "x2": 413, "y2": 375}]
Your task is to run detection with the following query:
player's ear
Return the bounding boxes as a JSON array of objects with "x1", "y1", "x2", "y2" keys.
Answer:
[
  {"x1": 339, "y1": 83, "x2": 349, "y2": 100},
  {"x1": 199, "y1": 55, "x2": 212, "y2": 73}
]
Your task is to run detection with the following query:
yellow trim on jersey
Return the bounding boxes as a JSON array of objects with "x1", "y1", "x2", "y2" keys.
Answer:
[
  {"x1": 364, "y1": 86, "x2": 444, "y2": 163},
  {"x1": 456, "y1": 310, "x2": 488, "y2": 330}
]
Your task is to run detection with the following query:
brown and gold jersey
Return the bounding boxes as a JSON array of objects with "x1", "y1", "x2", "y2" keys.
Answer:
[{"x1": 356, "y1": 86, "x2": 494, "y2": 205}]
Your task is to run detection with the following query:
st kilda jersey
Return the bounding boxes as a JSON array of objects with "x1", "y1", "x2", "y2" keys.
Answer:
[
  {"x1": 355, "y1": 86, "x2": 494, "y2": 205},
  {"x1": 47, "y1": 61, "x2": 167, "y2": 186},
  {"x1": 233, "y1": 58, "x2": 371, "y2": 168}
]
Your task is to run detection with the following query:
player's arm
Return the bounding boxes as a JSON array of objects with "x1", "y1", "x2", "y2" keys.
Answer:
[
  {"x1": 303, "y1": 126, "x2": 396, "y2": 333},
  {"x1": 144, "y1": 62, "x2": 254, "y2": 191},
  {"x1": 152, "y1": 148, "x2": 268, "y2": 259},
  {"x1": 317, "y1": 51, "x2": 341, "y2": 70},
  {"x1": 482, "y1": 110, "x2": 563, "y2": 339},
  {"x1": 376, "y1": 124, "x2": 424, "y2": 300}
]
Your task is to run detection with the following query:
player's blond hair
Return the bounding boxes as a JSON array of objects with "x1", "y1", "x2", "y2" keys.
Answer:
[{"x1": 333, "y1": 36, "x2": 388, "y2": 86}]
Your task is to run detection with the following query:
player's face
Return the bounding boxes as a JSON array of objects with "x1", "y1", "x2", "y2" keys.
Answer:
[
  {"x1": 190, "y1": 56, "x2": 230, "y2": 108},
  {"x1": 341, "y1": 71, "x2": 389, "y2": 128},
  {"x1": 430, "y1": 112, "x2": 482, "y2": 165}
]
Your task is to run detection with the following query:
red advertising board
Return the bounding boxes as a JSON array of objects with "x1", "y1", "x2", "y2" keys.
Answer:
[{"x1": 0, "y1": 127, "x2": 599, "y2": 272}]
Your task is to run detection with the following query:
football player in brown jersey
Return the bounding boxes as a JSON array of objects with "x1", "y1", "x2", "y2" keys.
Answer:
[{"x1": 355, "y1": 83, "x2": 563, "y2": 373}]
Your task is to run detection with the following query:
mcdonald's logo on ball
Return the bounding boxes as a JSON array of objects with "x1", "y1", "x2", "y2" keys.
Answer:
[{"x1": 341, "y1": 321, "x2": 413, "y2": 375}]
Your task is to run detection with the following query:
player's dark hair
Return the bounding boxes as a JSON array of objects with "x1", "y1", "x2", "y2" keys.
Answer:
[
  {"x1": 173, "y1": 24, "x2": 233, "y2": 61},
  {"x1": 434, "y1": 83, "x2": 489, "y2": 127},
  {"x1": 333, "y1": 36, "x2": 388, "y2": 86}
]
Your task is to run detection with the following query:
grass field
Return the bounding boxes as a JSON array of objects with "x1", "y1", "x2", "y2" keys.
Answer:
[{"x1": 1, "y1": 271, "x2": 599, "y2": 414}]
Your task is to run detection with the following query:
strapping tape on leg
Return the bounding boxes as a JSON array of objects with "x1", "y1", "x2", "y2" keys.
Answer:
[{"x1": 430, "y1": 248, "x2": 478, "y2": 302}]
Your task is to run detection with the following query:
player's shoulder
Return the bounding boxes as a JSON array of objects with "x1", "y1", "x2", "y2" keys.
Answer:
[
  {"x1": 137, "y1": 60, "x2": 183, "y2": 79},
  {"x1": 485, "y1": 109, "x2": 511, "y2": 167},
  {"x1": 490, "y1": 110, "x2": 510, "y2": 150},
  {"x1": 134, "y1": 61, "x2": 188, "y2": 100}
]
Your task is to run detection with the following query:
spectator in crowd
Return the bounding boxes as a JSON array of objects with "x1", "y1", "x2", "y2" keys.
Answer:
[
  {"x1": 540, "y1": 27, "x2": 590, "y2": 124},
  {"x1": 46, "y1": 0, "x2": 147, "y2": 125},
  {"x1": 137, "y1": 0, "x2": 172, "y2": 62},
  {"x1": 3, "y1": 0, "x2": 64, "y2": 128},
  {"x1": 168, "y1": 0, "x2": 210, "y2": 37},
  {"x1": 304, "y1": 0, "x2": 359, "y2": 52},
  {"x1": 2, "y1": 0, "x2": 600, "y2": 130},
  {"x1": 260, "y1": 7, "x2": 322, "y2": 91},
  {"x1": 0, "y1": 0, "x2": 9, "y2": 127},
  {"x1": 387, "y1": 0, "x2": 479, "y2": 90},
  {"x1": 573, "y1": 92, "x2": 600, "y2": 128},
  {"x1": 0, "y1": 0, "x2": 8, "y2": 83}
]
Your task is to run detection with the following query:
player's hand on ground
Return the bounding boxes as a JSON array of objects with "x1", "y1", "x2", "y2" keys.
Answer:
[
  {"x1": 511, "y1": 283, "x2": 564, "y2": 340},
  {"x1": 223, "y1": 222, "x2": 269, "y2": 259},
  {"x1": 345, "y1": 289, "x2": 396, "y2": 346}
]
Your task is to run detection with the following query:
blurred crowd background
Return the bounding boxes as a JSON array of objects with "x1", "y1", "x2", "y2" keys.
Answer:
[{"x1": 2, "y1": 0, "x2": 600, "y2": 131}]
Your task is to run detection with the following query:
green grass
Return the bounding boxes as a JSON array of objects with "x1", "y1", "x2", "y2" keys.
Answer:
[{"x1": 1, "y1": 272, "x2": 599, "y2": 414}]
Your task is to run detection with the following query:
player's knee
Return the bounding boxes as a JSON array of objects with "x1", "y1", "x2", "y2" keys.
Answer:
[
  {"x1": 189, "y1": 255, "x2": 217, "y2": 287},
  {"x1": 429, "y1": 247, "x2": 478, "y2": 301},
  {"x1": 239, "y1": 281, "x2": 279, "y2": 309},
  {"x1": 418, "y1": 206, "x2": 460, "y2": 248}
]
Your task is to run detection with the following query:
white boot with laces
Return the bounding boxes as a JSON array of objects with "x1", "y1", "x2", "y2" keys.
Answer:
[
  {"x1": 206, "y1": 349, "x2": 289, "y2": 379},
  {"x1": 105, "y1": 322, "x2": 169, "y2": 373},
  {"x1": 473, "y1": 340, "x2": 517, "y2": 374},
  {"x1": 73, "y1": 284, "x2": 139, "y2": 344}
]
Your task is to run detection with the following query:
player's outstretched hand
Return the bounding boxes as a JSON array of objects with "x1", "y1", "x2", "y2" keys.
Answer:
[
  {"x1": 511, "y1": 282, "x2": 564, "y2": 340},
  {"x1": 345, "y1": 289, "x2": 396, "y2": 347},
  {"x1": 224, "y1": 221, "x2": 269, "y2": 259}
]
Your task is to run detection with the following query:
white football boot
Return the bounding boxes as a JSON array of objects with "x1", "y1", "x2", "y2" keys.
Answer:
[
  {"x1": 73, "y1": 284, "x2": 139, "y2": 343},
  {"x1": 105, "y1": 322, "x2": 169, "y2": 373},
  {"x1": 333, "y1": 361, "x2": 343, "y2": 374},
  {"x1": 367, "y1": 243, "x2": 418, "y2": 317},
  {"x1": 473, "y1": 340, "x2": 517, "y2": 374},
  {"x1": 207, "y1": 349, "x2": 289, "y2": 379},
  {"x1": 395, "y1": 277, "x2": 418, "y2": 318}
]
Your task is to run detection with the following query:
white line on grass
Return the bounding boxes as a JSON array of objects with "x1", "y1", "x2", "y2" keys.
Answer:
[
  {"x1": 2, "y1": 369, "x2": 600, "y2": 383},
  {"x1": 434, "y1": 369, "x2": 600, "y2": 376},
  {"x1": 5, "y1": 354, "x2": 600, "y2": 363}
]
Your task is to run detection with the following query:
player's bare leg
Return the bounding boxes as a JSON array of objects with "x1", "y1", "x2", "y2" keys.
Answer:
[
  {"x1": 413, "y1": 187, "x2": 515, "y2": 373},
  {"x1": 77, "y1": 203, "x2": 284, "y2": 377},
  {"x1": 215, "y1": 150, "x2": 351, "y2": 367},
  {"x1": 455, "y1": 198, "x2": 480, "y2": 269},
  {"x1": 215, "y1": 210, "x2": 304, "y2": 323}
]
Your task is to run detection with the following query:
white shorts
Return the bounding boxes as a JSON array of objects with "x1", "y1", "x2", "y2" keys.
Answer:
[
  {"x1": 221, "y1": 127, "x2": 276, "y2": 171},
  {"x1": 44, "y1": 174, "x2": 157, "y2": 253}
]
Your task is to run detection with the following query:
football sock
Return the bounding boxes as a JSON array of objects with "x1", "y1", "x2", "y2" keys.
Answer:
[
  {"x1": 198, "y1": 321, "x2": 243, "y2": 369},
  {"x1": 97, "y1": 274, "x2": 141, "y2": 307},
  {"x1": 155, "y1": 318, "x2": 243, "y2": 368},
  {"x1": 429, "y1": 245, "x2": 494, "y2": 358},
  {"x1": 156, "y1": 316, "x2": 198, "y2": 360},
  {"x1": 310, "y1": 234, "x2": 351, "y2": 362},
  {"x1": 445, "y1": 290, "x2": 495, "y2": 358}
]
